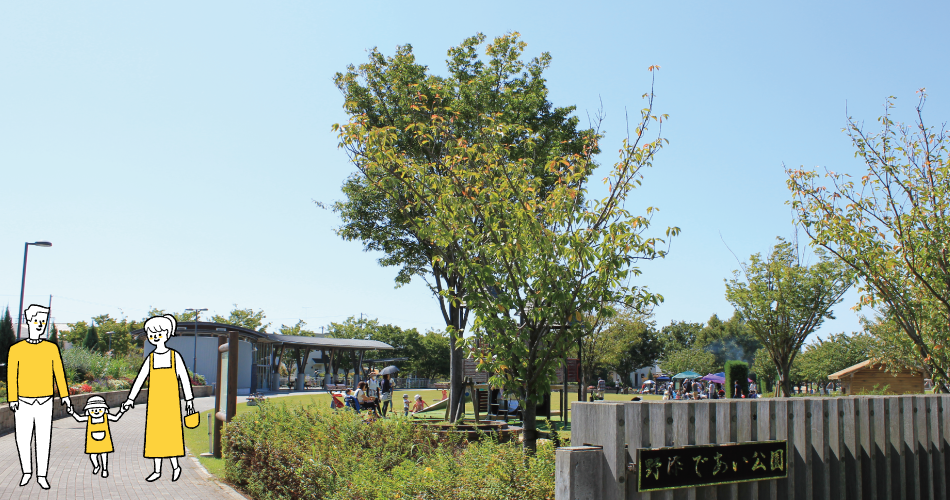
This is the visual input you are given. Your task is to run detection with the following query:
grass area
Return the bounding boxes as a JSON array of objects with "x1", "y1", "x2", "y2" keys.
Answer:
[{"x1": 183, "y1": 388, "x2": 664, "y2": 477}]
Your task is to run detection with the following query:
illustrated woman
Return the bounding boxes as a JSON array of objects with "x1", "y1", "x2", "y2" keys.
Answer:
[{"x1": 123, "y1": 314, "x2": 195, "y2": 482}]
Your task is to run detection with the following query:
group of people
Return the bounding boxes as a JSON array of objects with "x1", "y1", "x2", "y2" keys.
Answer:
[
  {"x1": 8, "y1": 306, "x2": 197, "y2": 489},
  {"x1": 339, "y1": 371, "x2": 428, "y2": 417},
  {"x1": 660, "y1": 378, "x2": 760, "y2": 400}
]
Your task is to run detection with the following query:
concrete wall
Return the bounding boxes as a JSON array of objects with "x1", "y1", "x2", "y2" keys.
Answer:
[
  {"x1": 144, "y1": 337, "x2": 253, "y2": 393},
  {"x1": 559, "y1": 395, "x2": 950, "y2": 499}
]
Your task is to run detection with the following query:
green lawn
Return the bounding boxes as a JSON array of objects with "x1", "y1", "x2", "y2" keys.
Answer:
[{"x1": 183, "y1": 389, "x2": 663, "y2": 477}]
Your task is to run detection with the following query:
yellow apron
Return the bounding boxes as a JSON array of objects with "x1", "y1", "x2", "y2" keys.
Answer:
[
  {"x1": 85, "y1": 416, "x2": 113, "y2": 454},
  {"x1": 144, "y1": 350, "x2": 185, "y2": 458}
]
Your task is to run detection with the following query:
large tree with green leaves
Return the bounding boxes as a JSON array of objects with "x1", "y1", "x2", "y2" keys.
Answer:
[
  {"x1": 697, "y1": 313, "x2": 761, "y2": 367},
  {"x1": 725, "y1": 238, "x2": 853, "y2": 396},
  {"x1": 67, "y1": 314, "x2": 144, "y2": 356},
  {"x1": 660, "y1": 345, "x2": 718, "y2": 377},
  {"x1": 211, "y1": 305, "x2": 269, "y2": 332},
  {"x1": 788, "y1": 92, "x2": 950, "y2": 390},
  {"x1": 332, "y1": 32, "x2": 597, "y2": 421},
  {"x1": 585, "y1": 309, "x2": 662, "y2": 389},
  {"x1": 336, "y1": 39, "x2": 676, "y2": 449},
  {"x1": 795, "y1": 332, "x2": 873, "y2": 391}
]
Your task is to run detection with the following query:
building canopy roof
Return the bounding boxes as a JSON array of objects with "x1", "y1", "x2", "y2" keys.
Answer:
[
  {"x1": 828, "y1": 359, "x2": 925, "y2": 380},
  {"x1": 132, "y1": 321, "x2": 392, "y2": 351}
]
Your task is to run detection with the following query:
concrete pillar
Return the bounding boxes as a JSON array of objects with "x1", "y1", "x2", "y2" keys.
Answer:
[{"x1": 556, "y1": 446, "x2": 604, "y2": 500}]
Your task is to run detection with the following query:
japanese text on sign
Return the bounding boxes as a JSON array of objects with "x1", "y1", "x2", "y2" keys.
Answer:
[{"x1": 637, "y1": 440, "x2": 787, "y2": 492}]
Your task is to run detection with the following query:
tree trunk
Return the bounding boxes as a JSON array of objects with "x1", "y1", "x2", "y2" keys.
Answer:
[
  {"x1": 777, "y1": 363, "x2": 792, "y2": 397},
  {"x1": 522, "y1": 395, "x2": 538, "y2": 454},
  {"x1": 448, "y1": 304, "x2": 465, "y2": 422},
  {"x1": 577, "y1": 338, "x2": 585, "y2": 403}
]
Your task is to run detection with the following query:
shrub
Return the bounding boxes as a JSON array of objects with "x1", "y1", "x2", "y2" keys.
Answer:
[
  {"x1": 68, "y1": 383, "x2": 94, "y2": 395},
  {"x1": 187, "y1": 369, "x2": 206, "y2": 386},
  {"x1": 725, "y1": 360, "x2": 750, "y2": 398},
  {"x1": 223, "y1": 401, "x2": 555, "y2": 500},
  {"x1": 62, "y1": 347, "x2": 141, "y2": 385}
]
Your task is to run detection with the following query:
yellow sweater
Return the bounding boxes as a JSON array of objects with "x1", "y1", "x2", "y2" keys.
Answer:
[{"x1": 7, "y1": 340, "x2": 69, "y2": 401}]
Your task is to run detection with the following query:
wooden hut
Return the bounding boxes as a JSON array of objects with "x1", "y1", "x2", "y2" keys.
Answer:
[{"x1": 828, "y1": 359, "x2": 925, "y2": 395}]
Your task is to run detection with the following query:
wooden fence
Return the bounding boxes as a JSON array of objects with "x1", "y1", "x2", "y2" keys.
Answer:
[{"x1": 557, "y1": 395, "x2": 950, "y2": 500}]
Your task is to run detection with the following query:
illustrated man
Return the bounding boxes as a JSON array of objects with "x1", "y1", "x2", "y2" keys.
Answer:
[{"x1": 7, "y1": 304, "x2": 72, "y2": 490}]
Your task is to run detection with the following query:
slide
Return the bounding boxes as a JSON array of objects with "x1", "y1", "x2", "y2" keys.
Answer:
[{"x1": 418, "y1": 397, "x2": 449, "y2": 413}]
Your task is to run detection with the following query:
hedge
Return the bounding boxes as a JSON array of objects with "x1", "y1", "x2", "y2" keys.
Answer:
[
  {"x1": 223, "y1": 400, "x2": 555, "y2": 500},
  {"x1": 725, "y1": 360, "x2": 750, "y2": 398}
]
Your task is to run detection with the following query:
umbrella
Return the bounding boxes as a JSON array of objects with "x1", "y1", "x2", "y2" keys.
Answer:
[
  {"x1": 641, "y1": 380, "x2": 655, "y2": 385},
  {"x1": 379, "y1": 365, "x2": 400, "y2": 376},
  {"x1": 702, "y1": 373, "x2": 726, "y2": 383}
]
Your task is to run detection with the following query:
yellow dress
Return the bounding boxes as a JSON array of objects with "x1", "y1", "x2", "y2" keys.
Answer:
[
  {"x1": 144, "y1": 350, "x2": 185, "y2": 458},
  {"x1": 85, "y1": 416, "x2": 113, "y2": 454}
]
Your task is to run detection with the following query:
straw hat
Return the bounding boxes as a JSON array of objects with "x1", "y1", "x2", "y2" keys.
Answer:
[{"x1": 83, "y1": 396, "x2": 108, "y2": 411}]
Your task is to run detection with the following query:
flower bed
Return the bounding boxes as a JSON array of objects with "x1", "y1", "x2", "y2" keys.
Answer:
[{"x1": 223, "y1": 401, "x2": 555, "y2": 500}]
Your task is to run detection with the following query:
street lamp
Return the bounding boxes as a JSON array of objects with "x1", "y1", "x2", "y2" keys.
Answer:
[
  {"x1": 16, "y1": 241, "x2": 52, "y2": 340},
  {"x1": 185, "y1": 308, "x2": 208, "y2": 375},
  {"x1": 106, "y1": 331, "x2": 115, "y2": 353}
]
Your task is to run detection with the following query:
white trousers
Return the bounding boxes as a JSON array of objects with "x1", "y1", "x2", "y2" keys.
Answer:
[{"x1": 14, "y1": 398, "x2": 53, "y2": 476}]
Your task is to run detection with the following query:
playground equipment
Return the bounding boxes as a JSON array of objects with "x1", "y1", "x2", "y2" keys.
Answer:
[{"x1": 410, "y1": 419, "x2": 523, "y2": 443}]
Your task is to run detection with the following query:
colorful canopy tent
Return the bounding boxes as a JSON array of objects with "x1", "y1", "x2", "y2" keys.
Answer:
[
  {"x1": 672, "y1": 371, "x2": 702, "y2": 379},
  {"x1": 702, "y1": 372, "x2": 753, "y2": 384}
]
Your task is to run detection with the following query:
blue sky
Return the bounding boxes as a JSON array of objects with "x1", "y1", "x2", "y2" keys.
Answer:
[{"x1": 2, "y1": 1, "x2": 948, "y2": 340}]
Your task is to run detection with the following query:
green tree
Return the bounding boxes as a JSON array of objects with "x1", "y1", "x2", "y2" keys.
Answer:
[
  {"x1": 211, "y1": 305, "x2": 269, "y2": 332},
  {"x1": 0, "y1": 307, "x2": 15, "y2": 367},
  {"x1": 336, "y1": 40, "x2": 676, "y2": 449},
  {"x1": 49, "y1": 324, "x2": 59, "y2": 346},
  {"x1": 84, "y1": 323, "x2": 100, "y2": 351},
  {"x1": 660, "y1": 345, "x2": 718, "y2": 377},
  {"x1": 787, "y1": 92, "x2": 950, "y2": 390},
  {"x1": 796, "y1": 332, "x2": 873, "y2": 392},
  {"x1": 659, "y1": 320, "x2": 704, "y2": 353},
  {"x1": 278, "y1": 320, "x2": 317, "y2": 336},
  {"x1": 67, "y1": 315, "x2": 141, "y2": 356},
  {"x1": 751, "y1": 346, "x2": 776, "y2": 394},
  {"x1": 725, "y1": 238, "x2": 853, "y2": 396},
  {"x1": 332, "y1": 32, "x2": 597, "y2": 421},
  {"x1": 599, "y1": 309, "x2": 662, "y2": 385},
  {"x1": 697, "y1": 313, "x2": 761, "y2": 367},
  {"x1": 415, "y1": 330, "x2": 451, "y2": 380}
]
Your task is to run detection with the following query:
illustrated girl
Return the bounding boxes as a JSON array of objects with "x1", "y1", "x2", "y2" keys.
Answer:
[
  {"x1": 123, "y1": 314, "x2": 195, "y2": 482},
  {"x1": 67, "y1": 395, "x2": 125, "y2": 478}
]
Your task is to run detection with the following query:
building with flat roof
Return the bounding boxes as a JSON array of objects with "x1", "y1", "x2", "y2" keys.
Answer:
[{"x1": 133, "y1": 321, "x2": 392, "y2": 395}]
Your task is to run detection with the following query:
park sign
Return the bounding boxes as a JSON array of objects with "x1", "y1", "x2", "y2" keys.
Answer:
[{"x1": 636, "y1": 440, "x2": 787, "y2": 492}]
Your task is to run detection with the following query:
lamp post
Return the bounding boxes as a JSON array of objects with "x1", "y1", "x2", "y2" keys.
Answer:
[
  {"x1": 185, "y1": 308, "x2": 208, "y2": 376},
  {"x1": 16, "y1": 241, "x2": 52, "y2": 340},
  {"x1": 106, "y1": 331, "x2": 115, "y2": 353}
]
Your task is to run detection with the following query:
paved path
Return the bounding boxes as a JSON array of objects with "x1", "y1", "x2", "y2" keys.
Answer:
[{"x1": 0, "y1": 396, "x2": 246, "y2": 500}]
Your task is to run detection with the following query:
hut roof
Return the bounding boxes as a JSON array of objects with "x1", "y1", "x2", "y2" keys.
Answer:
[{"x1": 828, "y1": 359, "x2": 924, "y2": 380}]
